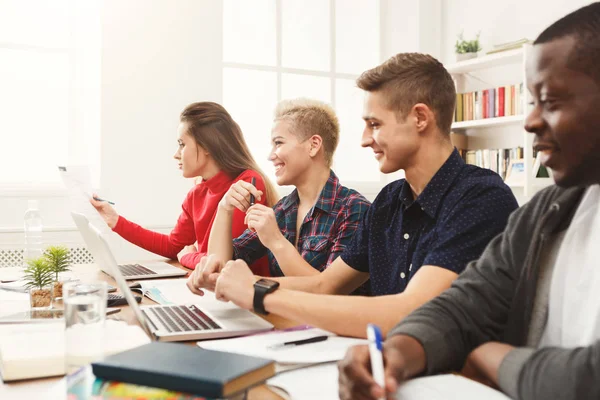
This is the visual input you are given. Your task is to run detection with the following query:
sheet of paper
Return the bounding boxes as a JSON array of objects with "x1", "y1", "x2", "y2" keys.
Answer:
[
  {"x1": 58, "y1": 165, "x2": 110, "y2": 233},
  {"x1": 267, "y1": 367, "x2": 511, "y2": 400},
  {"x1": 267, "y1": 363, "x2": 338, "y2": 400},
  {"x1": 396, "y1": 375, "x2": 511, "y2": 400},
  {"x1": 198, "y1": 328, "x2": 367, "y2": 364},
  {"x1": 139, "y1": 279, "x2": 239, "y2": 311}
]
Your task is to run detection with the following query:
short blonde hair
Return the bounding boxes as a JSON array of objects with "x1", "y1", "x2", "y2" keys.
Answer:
[{"x1": 274, "y1": 98, "x2": 340, "y2": 166}]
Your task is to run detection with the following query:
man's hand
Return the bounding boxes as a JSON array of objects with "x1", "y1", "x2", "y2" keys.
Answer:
[
  {"x1": 339, "y1": 335, "x2": 424, "y2": 400},
  {"x1": 219, "y1": 181, "x2": 263, "y2": 213},
  {"x1": 177, "y1": 244, "x2": 197, "y2": 263},
  {"x1": 214, "y1": 259, "x2": 255, "y2": 310},
  {"x1": 186, "y1": 255, "x2": 223, "y2": 295},
  {"x1": 244, "y1": 204, "x2": 285, "y2": 249}
]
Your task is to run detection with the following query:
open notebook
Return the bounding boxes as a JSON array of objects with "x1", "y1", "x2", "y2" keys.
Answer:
[{"x1": 267, "y1": 364, "x2": 511, "y2": 400}]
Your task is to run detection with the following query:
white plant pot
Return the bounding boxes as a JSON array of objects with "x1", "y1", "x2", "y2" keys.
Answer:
[{"x1": 456, "y1": 52, "x2": 478, "y2": 62}]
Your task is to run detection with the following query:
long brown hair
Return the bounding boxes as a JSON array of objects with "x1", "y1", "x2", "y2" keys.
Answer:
[{"x1": 180, "y1": 102, "x2": 279, "y2": 207}]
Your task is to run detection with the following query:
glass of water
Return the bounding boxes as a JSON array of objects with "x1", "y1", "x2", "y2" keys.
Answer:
[{"x1": 63, "y1": 281, "x2": 107, "y2": 374}]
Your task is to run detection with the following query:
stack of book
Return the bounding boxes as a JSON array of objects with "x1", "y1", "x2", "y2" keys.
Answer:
[
  {"x1": 454, "y1": 84, "x2": 524, "y2": 122},
  {"x1": 463, "y1": 147, "x2": 524, "y2": 181},
  {"x1": 486, "y1": 38, "x2": 531, "y2": 55}
]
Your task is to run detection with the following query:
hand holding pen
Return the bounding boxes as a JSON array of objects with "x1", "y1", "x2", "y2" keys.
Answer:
[{"x1": 90, "y1": 194, "x2": 119, "y2": 229}]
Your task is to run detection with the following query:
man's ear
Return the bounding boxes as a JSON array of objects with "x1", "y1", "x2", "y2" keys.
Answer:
[
  {"x1": 308, "y1": 135, "x2": 323, "y2": 158},
  {"x1": 412, "y1": 103, "x2": 434, "y2": 133}
]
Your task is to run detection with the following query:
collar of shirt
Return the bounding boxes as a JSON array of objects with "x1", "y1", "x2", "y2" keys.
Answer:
[
  {"x1": 281, "y1": 170, "x2": 340, "y2": 218},
  {"x1": 200, "y1": 170, "x2": 233, "y2": 192},
  {"x1": 399, "y1": 148, "x2": 465, "y2": 218}
]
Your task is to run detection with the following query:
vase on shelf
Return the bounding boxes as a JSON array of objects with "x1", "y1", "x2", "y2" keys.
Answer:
[{"x1": 456, "y1": 52, "x2": 478, "y2": 62}]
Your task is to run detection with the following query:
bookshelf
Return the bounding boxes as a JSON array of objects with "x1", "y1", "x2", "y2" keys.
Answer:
[
  {"x1": 448, "y1": 44, "x2": 550, "y2": 202},
  {"x1": 451, "y1": 115, "x2": 524, "y2": 130}
]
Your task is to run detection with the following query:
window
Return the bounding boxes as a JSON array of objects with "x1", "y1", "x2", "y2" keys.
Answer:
[
  {"x1": 223, "y1": 0, "x2": 383, "y2": 190},
  {"x1": 0, "y1": 0, "x2": 101, "y2": 189}
]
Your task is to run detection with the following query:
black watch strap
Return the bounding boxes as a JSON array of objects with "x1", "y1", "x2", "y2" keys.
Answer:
[
  {"x1": 253, "y1": 281, "x2": 279, "y2": 315},
  {"x1": 253, "y1": 285, "x2": 269, "y2": 315}
]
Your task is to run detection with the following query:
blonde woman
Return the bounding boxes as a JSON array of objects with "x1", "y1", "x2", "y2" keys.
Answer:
[{"x1": 188, "y1": 98, "x2": 370, "y2": 295}]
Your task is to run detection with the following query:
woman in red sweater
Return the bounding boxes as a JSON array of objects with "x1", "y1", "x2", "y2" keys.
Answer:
[{"x1": 90, "y1": 102, "x2": 278, "y2": 275}]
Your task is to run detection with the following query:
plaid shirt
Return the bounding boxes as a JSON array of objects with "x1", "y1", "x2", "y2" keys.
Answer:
[{"x1": 232, "y1": 170, "x2": 370, "y2": 277}]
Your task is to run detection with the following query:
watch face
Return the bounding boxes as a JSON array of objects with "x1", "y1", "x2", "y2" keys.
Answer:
[{"x1": 255, "y1": 278, "x2": 279, "y2": 290}]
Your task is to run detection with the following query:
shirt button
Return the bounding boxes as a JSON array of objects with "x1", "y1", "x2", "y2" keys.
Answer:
[
  {"x1": 401, "y1": 272, "x2": 406, "y2": 279},
  {"x1": 403, "y1": 233, "x2": 410, "y2": 240},
  {"x1": 409, "y1": 263, "x2": 413, "y2": 271}
]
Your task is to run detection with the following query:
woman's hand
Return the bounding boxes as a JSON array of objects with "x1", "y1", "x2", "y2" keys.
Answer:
[
  {"x1": 90, "y1": 194, "x2": 119, "y2": 229},
  {"x1": 219, "y1": 181, "x2": 263, "y2": 213},
  {"x1": 244, "y1": 204, "x2": 285, "y2": 250}
]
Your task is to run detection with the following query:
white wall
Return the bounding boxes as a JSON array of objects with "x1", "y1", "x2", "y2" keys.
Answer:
[
  {"x1": 440, "y1": 0, "x2": 593, "y2": 63},
  {"x1": 0, "y1": 0, "x2": 223, "y2": 259}
]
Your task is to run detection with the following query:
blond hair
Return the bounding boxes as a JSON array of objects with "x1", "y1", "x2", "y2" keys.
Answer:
[
  {"x1": 356, "y1": 53, "x2": 456, "y2": 135},
  {"x1": 274, "y1": 98, "x2": 340, "y2": 166}
]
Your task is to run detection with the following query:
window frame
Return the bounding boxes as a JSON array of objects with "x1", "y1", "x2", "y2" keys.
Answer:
[
  {"x1": 222, "y1": 0, "x2": 390, "y2": 198},
  {"x1": 0, "y1": 0, "x2": 100, "y2": 197}
]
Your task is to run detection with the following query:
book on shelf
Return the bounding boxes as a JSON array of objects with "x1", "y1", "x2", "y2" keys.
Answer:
[
  {"x1": 486, "y1": 38, "x2": 531, "y2": 54},
  {"x1": 453, "y1": 84, "x2": 523, "y2": 123},
  {"x1": 463, "y1": 147, "x2": 524, "y2": 181}
]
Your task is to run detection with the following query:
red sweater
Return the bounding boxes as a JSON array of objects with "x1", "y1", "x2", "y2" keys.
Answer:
[{"x1": 112, "y1": 169, "x2": 270, "y2": 275}]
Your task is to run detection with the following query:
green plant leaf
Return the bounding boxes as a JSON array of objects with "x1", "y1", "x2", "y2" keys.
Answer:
[
  {"x1": 43, "y1": 245, "x2": 71, "y2": 280},
  {"x1": 23, "y1": 257, "x2": 55, "y2": 289}
]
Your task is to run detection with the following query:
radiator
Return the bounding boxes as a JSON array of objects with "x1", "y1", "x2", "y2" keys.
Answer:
[{"x1": 0, "y1": 247, "x2": 95, "y2": 268}]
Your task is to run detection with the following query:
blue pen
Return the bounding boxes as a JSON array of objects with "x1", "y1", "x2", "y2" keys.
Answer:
[
  {"x1": 93, "y1": 196, "x2": 115, "y2": 205},
  {"x1": 367, "y1": 324, "x2": 385, "y2": 397}
]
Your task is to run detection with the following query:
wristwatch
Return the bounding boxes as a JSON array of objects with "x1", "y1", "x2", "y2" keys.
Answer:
[{"x1": 253, "y1": 279, "x2": 280, "y2": 315}]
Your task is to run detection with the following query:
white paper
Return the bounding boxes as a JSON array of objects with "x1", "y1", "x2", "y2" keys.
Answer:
[
  {"x1": 58, "y1": 165, "x2": 110, "y2": 233},
  {"x1": 199, "y1": 328, "x2": 367, "y2": 364},
  {"x1": 139, "y1": 279, "x2": 238, "y2": 311},
  {"x1": 396, "y1": 375, "x2": 511, "y2": 400},
  {"x1": 267, "y1": 363, "x2": 339, "y2": 400},
  {"x1": 267, "y1": 367, "x2": 511, "y2": 400}
]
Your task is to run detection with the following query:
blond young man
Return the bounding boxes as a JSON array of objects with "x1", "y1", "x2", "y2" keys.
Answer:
[
  {"x1": 189, "y1": 55, "x2": 518, "y2": 338},
  {"x1": 187, "y1": 98, "x2": 369, "y2": 287}
]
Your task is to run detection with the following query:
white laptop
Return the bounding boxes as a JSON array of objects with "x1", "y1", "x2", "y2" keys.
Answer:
[
  {"x1": 76, "y1": 213, "x2": 274, "y2": 341},
  {"x1": 71, "y1": 212, "x2": 186, "y2": 280}
]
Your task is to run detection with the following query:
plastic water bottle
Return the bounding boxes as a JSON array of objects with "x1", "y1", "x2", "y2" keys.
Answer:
[{"x1": 24, "y1": 200, "x2": 43, "y2": 264}]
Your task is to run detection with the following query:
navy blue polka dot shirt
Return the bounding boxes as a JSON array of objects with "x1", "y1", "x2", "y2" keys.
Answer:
[{"x1": 341, "y1": 149, "x2": 519, "y2": 296}]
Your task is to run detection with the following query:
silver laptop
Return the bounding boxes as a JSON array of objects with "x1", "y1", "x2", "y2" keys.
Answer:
[
  {"x1": 76, "y1": 213, "x2": 274, "y2": 341},
  {"x1": 71, "y1": 212, "x2": 186, "y2": 280}
]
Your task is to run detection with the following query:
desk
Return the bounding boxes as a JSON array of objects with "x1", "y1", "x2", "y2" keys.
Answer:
[{"x1": 0, "y1": 263, "x2": 301, "y2": 399}]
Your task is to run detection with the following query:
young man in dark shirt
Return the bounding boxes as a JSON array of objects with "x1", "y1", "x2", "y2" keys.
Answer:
[
  {"x1": 189, "y1": 53, "x2": 518, "y2": 339},
  {"x1": 338, "y1": 3, "x2": 600, "y2": 399}
]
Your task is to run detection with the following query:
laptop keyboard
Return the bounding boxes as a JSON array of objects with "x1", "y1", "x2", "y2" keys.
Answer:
[
  {"x1": 118, "y1": 263, "x2": 156, "y2": 277},
  {"x1": 144, "y1": 305, "x2": 222, "y2": 333}
]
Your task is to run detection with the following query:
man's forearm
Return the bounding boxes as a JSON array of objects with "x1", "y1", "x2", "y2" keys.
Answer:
[
  {"x1": 207, "y1": 206, "x2": 234, "y2": 262},
  {"x1": 269, "y1": 240, "x2": 321, "y2": 276},
  {"x1": 263, "y1": 290, "x2": 421, "y2": 338}
]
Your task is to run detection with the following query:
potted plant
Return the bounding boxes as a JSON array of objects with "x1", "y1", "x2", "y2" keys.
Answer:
[
  {"x1": 23, "y1": 257, "x2": 55, "y2": 309},
  {"x1": 43, "y1": 245, "x2": 71, "y2": 299},
  {"x1": 455, "y1": 31, "x2": 482, "y2": 61}
]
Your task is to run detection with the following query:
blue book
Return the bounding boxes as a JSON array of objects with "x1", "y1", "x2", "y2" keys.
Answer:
[{"x1": 91, "y1": 342, "x2": 275, "y2": 398}]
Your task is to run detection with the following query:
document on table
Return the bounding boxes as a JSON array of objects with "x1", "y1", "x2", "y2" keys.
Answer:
[
  {"x1": 139, "y1": 279, "x2": 241, "y2": 312},
  {"x1": 268, "y1": 365, "x2": 511, "y2": 400},
  {"x1": 198, "y1": 328, "x2": 367, "y2": 365}
]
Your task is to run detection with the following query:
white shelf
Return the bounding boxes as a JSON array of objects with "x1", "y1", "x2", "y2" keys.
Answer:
[
  {"x1": 446, "y1": 48, "x2": 524, "y2": 75},
  {"x1": 451, "y1": 115, "x2": 525, "y2": 130}
]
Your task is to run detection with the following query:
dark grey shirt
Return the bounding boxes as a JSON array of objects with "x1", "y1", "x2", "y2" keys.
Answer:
[{"x1": 390, "y1": 185, "x2": 600, "y2": 400}]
